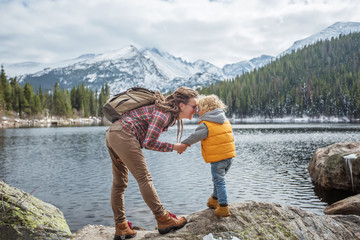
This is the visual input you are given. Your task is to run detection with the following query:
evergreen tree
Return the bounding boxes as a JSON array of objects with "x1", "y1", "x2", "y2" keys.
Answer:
[
  {"x1": 32, "y1": 95, "x2": 42, "y2": 115},
  {"x1": 16, "y1": 84, "x2": 25, "y2": 118},
  {"x1": 1, "y1": 66, "x2": 111, "y2": 119},
  {"x1": 98, "y1": 86, "x2": 106, "y2": 117},
  {"x1": 53, "y1": 83, "x2": 64, "y2": 116},
  {"x1": 89, "y1": 89, "x2": 96, "y2": 117},
  {"x1": 38, "y1": 86, "x2": 46, "y2": 109},
  {"x1": 200, "y1": 32, "x2": 360, "y2": 119},
  {"x1": 9, "y1": 78, "x2": 19, "y2": 113},
  {"x1": 23, "y1": 83, "x2": 34, "y2": 116},
  {"x1": 70, "y1": 86, "x2": 77, "y2": 110},
  {"x1": 62, "y1": 89, "x2": 72, "y2": 118},
  {"x1": 0, "y1": 65, "x2": 11, "y2": 110}
]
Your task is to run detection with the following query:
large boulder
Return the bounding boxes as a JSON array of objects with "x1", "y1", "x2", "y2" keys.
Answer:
[
  {"x1": 325, "y1": 193, "x2": 360, "y2": 216},
  {"x1": 0, "y1": 181, "x2": 71, "y2": 240},
  {"x1": 72, "y1": 201, "x2": 360, "y2": 240},
  {"x1": 308, "y1": 141, "x2": 360, "y2": 192}
]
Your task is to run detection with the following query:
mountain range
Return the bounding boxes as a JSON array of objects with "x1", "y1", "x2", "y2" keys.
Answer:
[{"x1": 5, "y1": 21, "x2": 360, "y2": 94}]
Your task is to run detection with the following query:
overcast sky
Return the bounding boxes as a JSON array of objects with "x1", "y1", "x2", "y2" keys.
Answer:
[{"x1": 1, "y1": 0, "x2": 360, "y2": 68}]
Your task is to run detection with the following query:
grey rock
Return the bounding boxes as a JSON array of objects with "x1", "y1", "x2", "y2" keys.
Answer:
[
  {"x1": 71, "y1": 201, "x2": 360, "y2": 240},
  {"x1": 325, "y1": 194, "x2": 360, "y2": 216},
  {"x1": 0, "y1": 181, "x2": 71, "y2": 240},
  {"x1": 308, "y1": 141, "x2": 360, "y2": 192}
]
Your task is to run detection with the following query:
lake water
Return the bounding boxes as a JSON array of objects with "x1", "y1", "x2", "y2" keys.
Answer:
[{"x1": 0, "y1": 123, "x2": 359, "y2": 232}]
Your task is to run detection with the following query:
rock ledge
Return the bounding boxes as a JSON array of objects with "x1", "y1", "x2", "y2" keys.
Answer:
[
  {"x1": 0, "y1": 181, "x2": 71, "y2": 240},
  {"x1": 71, "y1": 201, "x2": 360, "y2": 240}
]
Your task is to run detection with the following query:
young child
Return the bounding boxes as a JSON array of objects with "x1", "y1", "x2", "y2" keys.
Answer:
[{"x1": 181, "y1": 94, "x2": 235, "y2": 217}]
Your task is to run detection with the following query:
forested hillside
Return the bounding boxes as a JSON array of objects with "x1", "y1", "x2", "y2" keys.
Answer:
[
  {"x1": 2, "y1": 32, "x2": 360, "y2": 121},
  {"x1": 200, "y1": 32, "x2": 360, "y2": 120},
  {"x1": 0, "y1": 66, "x2": 110, "y2": 119}
]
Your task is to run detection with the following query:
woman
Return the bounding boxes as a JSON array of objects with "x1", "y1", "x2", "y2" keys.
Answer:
[{"x1": 105, "y1": 87, "x2": 198, "y2": 240}]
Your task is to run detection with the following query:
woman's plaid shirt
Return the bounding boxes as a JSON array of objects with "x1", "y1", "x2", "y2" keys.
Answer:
[{"x1": 118, "y1": 104, "x2": 174, "y2": 152}]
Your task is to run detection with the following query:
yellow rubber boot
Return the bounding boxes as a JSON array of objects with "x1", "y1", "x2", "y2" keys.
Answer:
[
  {"x1": 207, "y1": 195, "x2": 219, "y2": 209},
  {"x1": 215, "y1": 206, "x2": 231, "y2": 217}
]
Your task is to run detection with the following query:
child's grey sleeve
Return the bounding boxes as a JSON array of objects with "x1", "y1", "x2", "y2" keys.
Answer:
[{"x1": 181, "y1": 123, "x2": 208, "y2": 146}]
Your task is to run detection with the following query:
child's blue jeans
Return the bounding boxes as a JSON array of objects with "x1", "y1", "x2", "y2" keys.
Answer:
[{"x1": 210, "y1": 158, "x2": 233, "y2": 205}]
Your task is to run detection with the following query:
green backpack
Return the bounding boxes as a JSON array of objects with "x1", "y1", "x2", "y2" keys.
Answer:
[{"x1": 103, "y1": 87, "x2": 157, "y2": 122}]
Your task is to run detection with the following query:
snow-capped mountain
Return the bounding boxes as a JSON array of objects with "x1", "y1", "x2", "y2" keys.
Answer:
[
  {"x1": 223, "y1": 22, "x2": 360, "y2": 77},
  {"x1": 141, "y1": 48, "x2": 224, "y2": 81},
  {"x1": 18, "y1": 46, "x2": 225, "y2": 94},
  {"x1": 11, "y1": 21, "x2": 360, "y2": 94},
  {"x1": 281, "y1": 22, "x2": 360, "y2": 56},
  {"x1": 5, "y1": 62, "x2": 43, "y2": 77},
  {"x1": 5, "y1": 54, "x2": 97, "y2": 77},
  {"x1": 225, "y1": 22, "x2": 360, "y2": 76},
  {"x1": 223, "y1": 55, "x2": 274, "y2": 77}
]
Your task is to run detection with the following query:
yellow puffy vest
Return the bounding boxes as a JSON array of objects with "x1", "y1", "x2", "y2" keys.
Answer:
[{"x1": 200, "y1": 120, "x2": 235, "y2": 163}]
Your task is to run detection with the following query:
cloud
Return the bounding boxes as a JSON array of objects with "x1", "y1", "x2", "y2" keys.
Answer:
[{"x1": 1, "y1": 0, "x2": 360, "y2": 68}]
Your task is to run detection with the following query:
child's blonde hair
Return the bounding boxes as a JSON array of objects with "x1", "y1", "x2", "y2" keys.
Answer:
[{"x1": 198, "y1": 94, "x2": 227, "y2": 113}]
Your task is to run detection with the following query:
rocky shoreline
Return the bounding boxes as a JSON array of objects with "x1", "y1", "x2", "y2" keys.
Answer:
[
  {"x1": 70, "y1": 200, "x2": 360, "y2": 240},
  {"x1": 1, "y1": 178, "x2": 359, "y2": 240},
  {"x1": 308, "y1": 141, "x2": 360, "y2": 192},
  {"x1": 2, "y1": 114, "x2": 360, "y2": 129},
  {"x1": 1, "y1": 142, "x2": 360, "y2": 240},
  {"x1": 0, "y1": 116, "x2": 107, "y2": 128}
]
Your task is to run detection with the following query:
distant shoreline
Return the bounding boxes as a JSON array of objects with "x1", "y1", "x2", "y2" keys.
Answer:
[
  {"x1": 0, "y1": 116, "x2": 109, "y2": 129},
  {"x1": 1, "y1": 115, "x2": 359, "y2": 129},
  {"x1": 184, "y1": 115, "x2": 360, "y2": 124}
]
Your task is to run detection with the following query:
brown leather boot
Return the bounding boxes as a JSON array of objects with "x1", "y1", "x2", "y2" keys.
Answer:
[
  {"x1": 156, "y1": 211, "x2": 187, "y2": 234},
  {"x1": 207, "y1": 195, "x2": 219, "y2": 209},
  {"x1": 215, "y1": 205, "x2": 231, "y2": 217},
  {"x1": 114, "y1": 220, "x2": 136, "y2": 240}
]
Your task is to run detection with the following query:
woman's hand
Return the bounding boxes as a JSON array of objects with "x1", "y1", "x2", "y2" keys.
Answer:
[{"x1": 173, "y1": 143, "x2": 189, "y2": 154}]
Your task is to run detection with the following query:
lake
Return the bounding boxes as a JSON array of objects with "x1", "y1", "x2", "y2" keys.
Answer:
[{"x1": 0, "y1": 123, "x2": 359, "y2": 232}]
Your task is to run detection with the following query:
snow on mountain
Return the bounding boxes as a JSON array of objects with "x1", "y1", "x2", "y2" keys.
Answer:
[
  {"x1": 281, "y1": 22, "x2": 360, "y2": 56},
  {"x1": 223, "y1": 55, "x2": 274, "y2": 77},
  {"x1": 4, "y1": 54, "x2": 97, "y2": 77},
  {"x1": 9, "y1": 21, "x2": 360, "y2": 94},
  {"x1": 4, "y1": 61, "x2": 43, "y2": 76},
  {"x1": 18, "y1": 46, "x2": 225, "y2": 94},
  {"x1": 141, "y1": 48, "x2": 194, "y2": 79},
  {"x1": 222, "y1": 22, "x2": 360, "y2": 78},
  {"x1": 141, "y1": 48, "x2": 224, "y2": 80}
]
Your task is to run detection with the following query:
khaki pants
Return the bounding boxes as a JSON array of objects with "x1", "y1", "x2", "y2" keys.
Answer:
[{"x1": 105, "y1": 121, "x2": 165, "y2": 223}]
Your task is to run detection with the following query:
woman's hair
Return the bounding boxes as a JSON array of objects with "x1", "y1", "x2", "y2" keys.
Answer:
[
  {"x1": 198, "y1": 94, "x2": 227, "y2": 113},
  {"x1": 155, "y1": 87, "x2": 199, "y2": 122},
  {"x1": 154, "y1": 87, "x2": 199, "y2": 142}
]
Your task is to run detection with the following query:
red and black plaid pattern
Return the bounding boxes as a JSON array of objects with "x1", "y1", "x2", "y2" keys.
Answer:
[{"x1": 118, "y1": 105, "x2": 174, "y2": 152}]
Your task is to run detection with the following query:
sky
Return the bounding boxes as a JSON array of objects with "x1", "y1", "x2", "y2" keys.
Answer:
[{"x1": 1, "y1": 0, "x2": 360, "y2": 69}]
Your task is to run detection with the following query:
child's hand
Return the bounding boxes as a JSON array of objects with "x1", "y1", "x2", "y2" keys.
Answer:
[
  {"x1": 174, "y1": 143, "x2": 189, "y2": 154},
  {"x1": 180, "y1": 143, "x2": 191, "y2": 154}
]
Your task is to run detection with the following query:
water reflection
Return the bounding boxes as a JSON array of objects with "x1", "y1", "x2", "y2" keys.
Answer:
[
  {"x1": 313, "y1": 185, "x2": 354, "y2": 205},
  {"x1": 0, "y1": 124, "x2": 359, "y2": 232}
]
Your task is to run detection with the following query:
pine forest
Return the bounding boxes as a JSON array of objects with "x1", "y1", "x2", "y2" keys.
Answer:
[
  {"x1": 0, "y1": 68, "x2": 110, "y2": 119},
  {"x1": 200, "y1": 32, "x2": 360, "y2": 120},
  {"x1": 1, "y1": 32, "x2": 360, "y2": 120}
]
